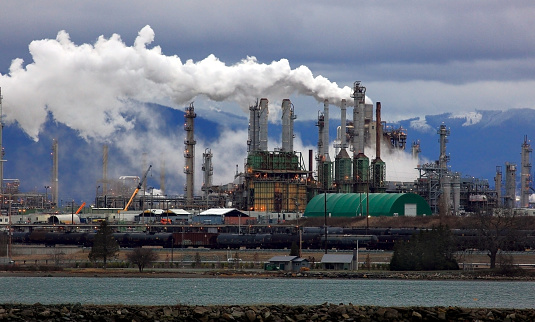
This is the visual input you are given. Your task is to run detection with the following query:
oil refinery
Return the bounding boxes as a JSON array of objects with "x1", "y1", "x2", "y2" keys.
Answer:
[{"x1": 0, "y1": 81, "x2": 533, "y2": 224}]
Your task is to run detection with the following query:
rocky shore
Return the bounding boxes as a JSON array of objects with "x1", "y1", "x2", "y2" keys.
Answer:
[{"x1": 1, "y1": 303, "x2": 534, "y2": 321}]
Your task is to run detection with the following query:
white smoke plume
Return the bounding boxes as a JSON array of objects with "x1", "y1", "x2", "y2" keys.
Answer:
[{"x1": 0, "y1": 25, "x2": 354, "y2": 142}]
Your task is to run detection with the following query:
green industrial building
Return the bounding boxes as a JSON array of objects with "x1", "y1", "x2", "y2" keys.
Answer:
[{"x1": 304, "y1": 193, "x2": 432, "y2": 217}]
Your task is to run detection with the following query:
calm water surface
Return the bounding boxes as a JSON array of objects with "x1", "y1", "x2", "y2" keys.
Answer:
[{"x1": 1, "y1": 277, "x2": 534, "y2": 308}]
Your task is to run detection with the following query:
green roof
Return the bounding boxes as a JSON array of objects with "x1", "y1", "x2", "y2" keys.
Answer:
[{"x1": 304, "y1": 193, "x2": 432, "y2": 217}]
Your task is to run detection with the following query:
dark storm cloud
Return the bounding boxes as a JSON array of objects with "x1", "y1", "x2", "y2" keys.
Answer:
[{"x1": 1, "y1": 0, "x2": 534, "y2": 120}]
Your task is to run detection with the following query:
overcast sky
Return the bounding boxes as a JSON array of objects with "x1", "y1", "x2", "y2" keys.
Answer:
[
  {"x1": 1, "y1": 1, "x2": 534, "y2": 198},
  {"x1": 2, "y1": 1, "x2": 534, "y2": 123}
]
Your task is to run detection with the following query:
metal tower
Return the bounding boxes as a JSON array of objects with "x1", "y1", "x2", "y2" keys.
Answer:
[
  {"x1": 247, "y1": 98, "x2": 270, "y2": 153},
  {"x1": 334, "y1": 99, "x2": 352, "y2": 193},
  {"x1": 316, "y1": 100, "x2": 332, "y2": 190},
  {"x1": 505, "y1": 162, "x2": 516, "y2": 208},
  {"x1": 371, "y1": 102, "x2": 386, "y2": 193},
  {"x1": 281, "y1": 99, "x2": 296, "y2": 152},
  {"x1": 494, "y1": 166, "x2": 502, "y2": 207},
  {"x1": 438, "y1": 124, "x2": 450, "y2": 170},
  {"x1": 183, "y1": 103, "x2": 196, "y2": 207},
  {"x1": 202, "y1": 148, "x2": 213, "y2": 200},
  {"x1": 259, "y1": 98, "x2": 269, "y2": 151},
  {"x1": 520, "y1": 135, "x2": 532, "y2": 208},
  {"x1": 351, "y1": 81, "x2": 369, "y2": 193}
]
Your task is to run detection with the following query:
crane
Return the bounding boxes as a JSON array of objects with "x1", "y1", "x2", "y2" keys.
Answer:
[{"x1": 122, "y1": 165, "x2": 152, "y2": 212}]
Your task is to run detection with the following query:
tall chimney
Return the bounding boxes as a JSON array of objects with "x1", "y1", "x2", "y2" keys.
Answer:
[
  {"x1": 375, "y1": 102, "x2": 382, "y2": 160},
  {"x1": 184, "y1": 103, "x2": 196, "y2": 207},
  {"x1": 340, "y1": 99, "x2": 347, "y2": 149},
  {"x1": 281, "y1": 99, "x2": 295, "y2": 152},
  {"x1": 259, "y1": 98, "x2": 269, "y2": 151},
  {"x1": 323, "y1": 100, "x2": 330, "y2": 161},
  {"x1": 308, "y1": 149, "x2": 314, "y2": 180}
]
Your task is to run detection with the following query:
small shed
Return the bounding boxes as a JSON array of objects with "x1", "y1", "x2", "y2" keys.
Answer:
[
  {"x1": 193, "y1": 208, "x2": 250, "y2": 225},
  {"x1": 267, "y1": 255, "x2": 310, "y2": 272},
  {"x1": 321, "y1": 254, "x2": 356, "y2": 271}
]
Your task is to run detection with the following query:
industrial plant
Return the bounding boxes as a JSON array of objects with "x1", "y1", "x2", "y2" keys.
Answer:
[{"x1": 0, "y1": 81, "x2": 533, "y2": 224}]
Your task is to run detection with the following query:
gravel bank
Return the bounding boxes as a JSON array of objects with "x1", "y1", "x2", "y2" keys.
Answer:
[{"x1": 1, "y1": 303, "x2": 534, "y2": 321}]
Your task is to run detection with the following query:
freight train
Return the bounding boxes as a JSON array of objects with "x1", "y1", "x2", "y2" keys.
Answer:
[{"x1": 8, "y1": 227, "x2": 535, "y2": 251}]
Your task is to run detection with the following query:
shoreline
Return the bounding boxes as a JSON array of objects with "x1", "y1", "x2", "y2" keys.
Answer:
[
  {"x1": 1, "y1": 303, "x2": 534, "y2": 321},
  {"x1": 3, "y1": 267, "x2": 535, "y2": 281}
]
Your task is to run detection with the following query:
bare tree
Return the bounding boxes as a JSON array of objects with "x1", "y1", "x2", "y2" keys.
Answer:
[
  {"x1": 127, "y1": 248, "x2": 158, "y2": 272},
  {"x1": 469, "y1": 207, "x2": 528, "y2": 269}
]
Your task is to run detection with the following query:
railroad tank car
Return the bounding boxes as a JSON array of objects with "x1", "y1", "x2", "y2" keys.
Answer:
[
  {"x1": 215, "y1": 233, "x2": 272, "y2": 249},
  {"x1": 172, "y1": 232, "x2": 218, "y2": 247}
]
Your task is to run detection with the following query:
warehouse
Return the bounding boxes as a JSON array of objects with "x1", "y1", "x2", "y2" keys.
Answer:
[{"x1": 304, "y1": 193, "x2": 432, "y2": 217}]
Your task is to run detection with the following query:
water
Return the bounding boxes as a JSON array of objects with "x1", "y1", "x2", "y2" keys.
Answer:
[{"x1": 1, "y1": 277, "x2": 534, "y2": 308}]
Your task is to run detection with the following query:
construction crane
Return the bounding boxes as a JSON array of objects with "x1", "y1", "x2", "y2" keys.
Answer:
[
  {"x1": 75, "y1": 202, "x2": 86, "y2": 214},
  {"x1": 122, "y1": 165, "x2": 152, "y2": 212}
]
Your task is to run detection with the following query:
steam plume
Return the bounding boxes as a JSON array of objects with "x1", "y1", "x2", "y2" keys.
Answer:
[{"x1": 0, "y1": 25, "x2": 353, "y2": 142}]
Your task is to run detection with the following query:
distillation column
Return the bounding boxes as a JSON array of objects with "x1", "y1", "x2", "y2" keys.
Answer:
[
  {"x1": 438, "y1": 124, "x2": 451, "y2": 212},
  {"x1": 352, "y1": 81, "x2": 369, "y2": 193},
  {"x1": 520, "y1": 136, "x2": 532, "y2": 208},
  {"x1": 438, "y1": 124, "x2": 450, "y2": 170},
  {"x1": 281, "y1": 99, "x2": 296, "y2": 152},
  {"x1": 316, "y1": 109, "x2": 325, "y2": 187},
  {"x1": 334, "y1": 99, "x2": 352, "y2": 193},
  {"x1": 259, "y1": 98, "x2": 269, "y2": 151},
  {"x1": 452, "y1": 173, "x2": 461, "y2": 215},
  {"x1": 183, "y1": 103, "x2": 196, "y2": 207},
  {"x1": 247, "y1": 100, "x2": 260, "y2": 152},
  {"x1": 494, "y1": 166, "x2": 502, "y2": 207},
  {"x1": 202, "y1": 148, "x2": 213, "y2": 200},
  {"x1": 371, "y1": 102, "x2": 386, "y2": 192},
  {"x1": 316, "y1": 102, "x2": 332, "y2": 190},
  {"x1": 321, "y1": 100, "x2": 332, "y2": 189},
  {"x1": 505, "y1": 162, "x2": 516, "y2": 208}
]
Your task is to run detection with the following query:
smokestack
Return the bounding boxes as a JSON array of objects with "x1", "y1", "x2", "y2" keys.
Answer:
[
  {"x1": 317, "y1": 111, "x2": 325, "y2": 160},
  {"x1": 308, "y1": 149, "x2": 314, "y2": 180},
  {"x1": 520, "y1": 135, "x2": 532, "y2": 208},
  {"x1": 351, "y1": 81, "x2": 366, "y2": 156},
  {"x1": 323, "y1": 100, "x2": 330, "y2": 161},
  {"x1": 375, "y1": 102, "x2": 382, "y2": 160},
  {"x1": 505, "y1": 162, "x2": 516, "y2": 208},
  {"x1": 202, "y1": 148, "x2": 213, "y2": 200},
  {"x1": 495, "y1": 166, "x2": 502, "y2": 207},
  {"x1": 340, "y1": 99, "x2": 347, "y2": 149},
  {"x1": 247, "y1": 100, "x2": 260, "y2": 153},
  {"x1": 438, "y1": 124, "x2": 450, "y2": 170},
  {"x1": 281, "y1": 99, "x2": 295, "y2": 152},
  {"x1": 259, "y1": 98, "x2": 269, "y2": 151},
  {"x1": 184, "y1": 102, "x2": 196, "y2": 207}
]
